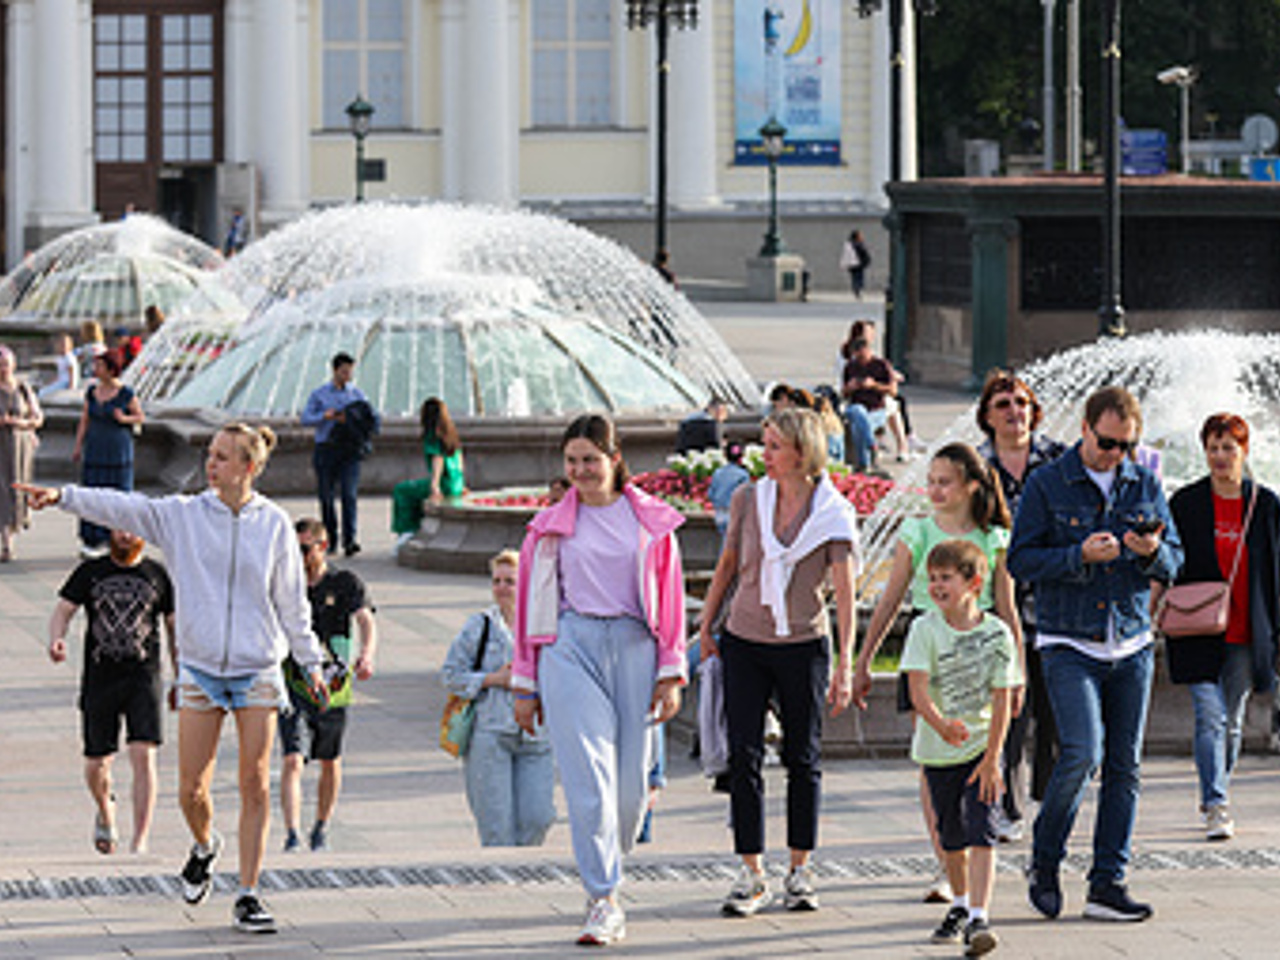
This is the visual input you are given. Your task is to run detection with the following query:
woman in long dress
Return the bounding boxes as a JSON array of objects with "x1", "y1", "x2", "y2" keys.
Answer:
[{"x1": 0, "y1": 344, "x2": 44, "y2": 561}]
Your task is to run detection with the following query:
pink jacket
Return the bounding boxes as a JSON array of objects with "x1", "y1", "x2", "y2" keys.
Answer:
[{"x1": 512, "y1": 484, "x2": 687, "y2": 693}]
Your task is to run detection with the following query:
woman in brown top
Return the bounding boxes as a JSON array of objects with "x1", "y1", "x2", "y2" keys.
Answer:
[{"x1": 698, "y1": 408, "x2": 859, "y2": 918}]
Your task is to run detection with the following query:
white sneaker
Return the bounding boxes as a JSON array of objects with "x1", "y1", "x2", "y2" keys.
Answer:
[
  {"x1": 783, "y1": 865, "x2": 818, "y2": 911},
  {"x1": 909, "y1": 435, "x2": 929, "y2": 453},
  {"x1": 577, "y1": 898, "x2": 625, "y2": 946},
  {"x1": 993, "y1": 809, "x2": 1025, "y2": 843},
  {"x1": 722, "y1": 865, "x2": 773, "y2": 917},
  {"x1": 923, "y1": 872, "x2": 953, "y2": 904},
  {"x1": 393, "y1": 532, "x2": 414, "y2": 557},
  {"x1": 1204, "y1": 803, "x2": 1235, "y2": 841}
]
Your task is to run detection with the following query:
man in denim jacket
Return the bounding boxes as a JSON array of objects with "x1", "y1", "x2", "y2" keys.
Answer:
[{"x1": 1008, "y1": 386, "x2": 1182, "y2": 924}]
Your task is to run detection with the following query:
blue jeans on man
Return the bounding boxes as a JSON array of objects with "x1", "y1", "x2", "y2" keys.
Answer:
[
  {"x1": 313, "y1": 444, "x2": 361, "y2": 552},
  {"x1": 1032, "y1": 643, "x2": 1153, "y2": 889},
  {"x1": 843, "y1": 404, "x2": 886, "y2": 472}
]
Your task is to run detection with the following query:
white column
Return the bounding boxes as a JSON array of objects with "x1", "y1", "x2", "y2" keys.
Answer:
[
  {"x1": 901, "y1": 10, "x2": 918, "y2": 181},
  {"x1": 254, "y1": 0, "x2": 307, "y2": 227},
  {"x1": 439, "y1": 0, "x2": 464, "y2": 199},
  {"x1": 668, "y1": 17, "x2": 719, "y2": 208},
  {"x1": 869, "y1": 10, "x2": 890, "y2": 204},
  {"x1": 28, "y1": 0, "x2": 95, "y2": 236},
  {"x1": 461, "y1": 0, "x2": 515, "y2": 205},
  {"x1": 6, "y1": 0, "x2": 35, "y2": 266},
  {"x1": 223, "y1": 0, "x2": 253, "y2": 162}
]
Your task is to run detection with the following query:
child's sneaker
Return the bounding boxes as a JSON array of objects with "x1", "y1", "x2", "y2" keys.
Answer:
[
  {"x1": 923, "y1": 872, "x2": 953, "y2": 903},
  {"x1": 783, "y1": 865, "x2": 818, "y2": 911},
  {"x1": 964, "y1": 917, "x2": 999, "y2": 956},
  {"x1": 722, "y1": 865, "x2": 772, "y2": 917},
  {"x1": 233, "y1": 893, "x2": 277, "y2": 934},
  {"x1": 931, "y1": 905, "x2": 968, "y2": 943},
  {"x1": 282, "y1": 829, "x2": 301, "y2": 853}
]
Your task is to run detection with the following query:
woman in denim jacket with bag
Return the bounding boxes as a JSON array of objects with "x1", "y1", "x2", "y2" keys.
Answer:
[
  {"x1": 442, "y1": 549, "x2": 554, "y2": 848},
  {"x1": 1165, "y1": 413, "x2": 1280, "y2": 842}
]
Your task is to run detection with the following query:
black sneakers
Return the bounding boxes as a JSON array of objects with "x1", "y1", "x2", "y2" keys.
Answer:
[
  {"x1": 233, "y1": 893, "x2": 278, "y2": 934},
  {"x1": 1026, "y1": 865, "x2": 1063, "y2": 919},
  {"x1": 964, "y1": 917, "x2": 999, "y2": 957},
  {"x1": 1083, "y1": 882, "x2": 1153, "y2": 922},
  {"x1": 931, "y1": 905, "x2": 969, "y2": 943},
  {"x1": 180, "y1": 831, "x2": 223, "y2": 905}
]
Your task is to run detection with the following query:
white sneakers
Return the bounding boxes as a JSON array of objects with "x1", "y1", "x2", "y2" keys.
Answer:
[
  {"x1": 722, "y1": 865, "x2": 773, "y2": 917},
  {"x1": 577, "y1": 897, "x2": 626, "y2": 946},
  {"x1": 1204, "y1": 803, "x2": 1235, "y2": 841}
]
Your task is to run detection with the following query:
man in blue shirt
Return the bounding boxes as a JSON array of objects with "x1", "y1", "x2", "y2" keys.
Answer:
[
  {"x1": 1008, "y1": 386, "x2": 1182, "y2": 924},
  {"x1": 301, "y1": 353, "x2": 375, "y2": 557}
]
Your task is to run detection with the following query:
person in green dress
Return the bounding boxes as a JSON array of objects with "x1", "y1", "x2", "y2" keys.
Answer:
[{"x1": 392, "y1": 397, "x2": 465, "y2": 551}]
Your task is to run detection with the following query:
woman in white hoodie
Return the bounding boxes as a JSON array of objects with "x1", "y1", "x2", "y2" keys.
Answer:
[
  {"x1": 698, "y1": 407, "x2": 860, "y2": 919},
  {"x1": 17, "y1": 423, "x2": 327, "y2": 936}
]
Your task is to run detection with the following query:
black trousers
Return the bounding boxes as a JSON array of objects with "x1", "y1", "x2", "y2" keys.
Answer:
[{"x1": 722, "y1": 631, "x2": 828, "y2": 855}]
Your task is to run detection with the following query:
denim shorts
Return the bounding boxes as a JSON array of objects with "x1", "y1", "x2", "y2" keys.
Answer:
[{"x1": 178, "y1": 663, "x2": 288, "y2": 712}]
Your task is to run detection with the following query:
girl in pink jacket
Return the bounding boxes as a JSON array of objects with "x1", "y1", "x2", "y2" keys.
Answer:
[{"x1": 513, "y1": 414, "x2": 686, "y2": 947}]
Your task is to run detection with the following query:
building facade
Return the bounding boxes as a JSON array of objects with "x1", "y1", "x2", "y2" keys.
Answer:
[{"x1": 2, "y1": 0, "x2": 918, "y2": 268}]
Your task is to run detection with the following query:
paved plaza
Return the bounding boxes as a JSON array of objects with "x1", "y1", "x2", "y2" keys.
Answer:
[{"x1": 2, "y1": 298, "x2": 1278, "y2": 958}]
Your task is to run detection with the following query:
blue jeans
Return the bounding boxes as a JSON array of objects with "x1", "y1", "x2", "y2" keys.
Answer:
[
  {"x1": 1190, "y1": 643, "x2": 1253, "y2": 810},
  {"x1": 1032, "y1": 643, "x2": 1154, "y2": 888},
  {"x1": 313, "y1": 444, "x2": 361, "y2": 550},
  {"x1": 843, "y1": 404, "x2": 887, "y2": 472},
  {"x1": 464, "y1": 729, "x2": 556, "y2": 847}
]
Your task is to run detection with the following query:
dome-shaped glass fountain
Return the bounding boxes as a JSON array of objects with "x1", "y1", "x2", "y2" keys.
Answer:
[
  {"x1": 130, "y1": 203, "x2": 756, "y2": 412},
  {"x1": 162, "y1": 275, "x2": 704, "y2": 418},
  {"x1": 0, "y1": 215, "x2": 229, "y2": 330}
]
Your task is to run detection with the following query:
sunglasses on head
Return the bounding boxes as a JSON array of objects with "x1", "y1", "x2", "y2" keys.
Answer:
[
  {"x1": 1094, "y1": 434, "x2": 1137, "y2": 453},
  {"x1": 992, "y1": 396, "x2": 1030, "y2": 410}
]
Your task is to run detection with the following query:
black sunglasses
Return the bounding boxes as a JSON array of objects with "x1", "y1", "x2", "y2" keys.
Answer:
[
  {"x1": 1094, "y1": 434, "x2": 1137, "y2": 453},
  {"x1": 992, "y1": 396, "x2": 1030, "y2": 410}
]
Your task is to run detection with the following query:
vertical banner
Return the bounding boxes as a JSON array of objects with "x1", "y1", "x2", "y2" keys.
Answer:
[{"x1": 734, "y1": 0, "x2": 842, "y2": 165}]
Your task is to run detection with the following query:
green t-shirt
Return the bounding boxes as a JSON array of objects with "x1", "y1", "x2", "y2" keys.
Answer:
[
  {"x1": 897, "y1": 515, "x2": 1009, "y2": 611},
  {"x1": 900, "y1": 610, "x2": 1022, "y2": 767},
  {"x1": 424, "y1": 436, "x2": 465, "y2": 497}
]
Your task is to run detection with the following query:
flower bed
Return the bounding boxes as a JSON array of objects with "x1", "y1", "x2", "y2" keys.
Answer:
[{"x1": 469, "y1": 446, "x2": 895, "y2": 517}]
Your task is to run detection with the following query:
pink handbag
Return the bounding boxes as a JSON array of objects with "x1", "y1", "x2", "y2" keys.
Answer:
[{"x1": 1157, "y1": 486, "x2": 1256, "y2": 639}]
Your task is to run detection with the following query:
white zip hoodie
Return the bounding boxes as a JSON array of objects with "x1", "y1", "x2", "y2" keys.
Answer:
[{"x1": 61, "y1": 485, "x2": 324, "y2": 678}]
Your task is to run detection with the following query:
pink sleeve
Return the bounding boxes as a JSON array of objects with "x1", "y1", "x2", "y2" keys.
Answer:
[
  {"x1": 511, "y1": 529, "x2": 541, "y2": 691},
  {"x1": 653, "y1": 532, "x2": 688, "y2": 683}
]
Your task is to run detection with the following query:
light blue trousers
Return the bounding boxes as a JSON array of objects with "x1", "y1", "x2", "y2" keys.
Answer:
[
  {"x1": 541, "y1": 611, "x2": 656, "y2": 900},
  {"x1": 464, "y1": 729, "x2": 556, "y2": 847}
]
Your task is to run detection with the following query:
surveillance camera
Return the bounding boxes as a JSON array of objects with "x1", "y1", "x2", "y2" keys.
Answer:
[{"x1": 1157, "y1": 66, "x2": 1192, "y2": 85}]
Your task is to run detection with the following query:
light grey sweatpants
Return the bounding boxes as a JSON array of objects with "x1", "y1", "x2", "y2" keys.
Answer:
[{"x1": 540, "y1": 610, "x2": 656, "y2": 899}]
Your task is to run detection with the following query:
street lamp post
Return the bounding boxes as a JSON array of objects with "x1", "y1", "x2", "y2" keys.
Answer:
[
  {"x1": 625, "y1": 1, "x2": 699, "y2": 267},
  {"x1": 1157, "y1": 65, "x2": 1196, "y2": 175},
  {"x1": 345, "y1": 94, "x2": 375, "y2": 203},
  {"x1": 758, "y1": 117, "x2": 787, "y2": 257},
  {"x1": 1098, "y1": 0, "x2": 1125, "y2": 338}
]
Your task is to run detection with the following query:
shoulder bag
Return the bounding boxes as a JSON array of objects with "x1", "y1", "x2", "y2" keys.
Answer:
[
  {"x1": 1157, "y1": 486, "x2": 1256, "y2": 638},
  {"x1": 439, "y1": 614, "x2": 491, "y2": 758}
]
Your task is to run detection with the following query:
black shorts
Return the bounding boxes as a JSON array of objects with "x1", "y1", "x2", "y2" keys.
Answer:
[
  {"x1": 278, "y1": 687, "x2": 347, "y2": 761},
  {"x1": 923, "y1": 756, "x2": 998, "y2": 852},
  {"x1": 80, "y1": 671, "x2": 163, "y2": 758}
]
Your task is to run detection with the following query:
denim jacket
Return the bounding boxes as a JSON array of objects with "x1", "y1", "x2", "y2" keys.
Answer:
[{"x1": 1007, "y1": 442, "x2": 1183, "y2": 644}]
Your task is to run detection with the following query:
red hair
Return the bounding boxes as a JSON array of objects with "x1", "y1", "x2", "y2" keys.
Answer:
[{"x1": 1200, "y1": 413, "x2": 1249, "y2": 451}]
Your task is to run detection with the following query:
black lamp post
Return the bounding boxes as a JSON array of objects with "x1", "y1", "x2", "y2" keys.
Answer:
[
  {"x1": 758, "y1": 116, "x2": 787, "y2": 257},
  {"x1": 625, "y1": 1, "x2": 699, "y2": 267},
  {"x1": 1098, "y1": 0, "x2": 1125, "y2": 337},
  {"x1": 345, "y1": 94, "x2": 375, "y2": 203}
]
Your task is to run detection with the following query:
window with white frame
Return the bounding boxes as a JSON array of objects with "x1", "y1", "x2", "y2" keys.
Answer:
[
  {"x1": 532, "y1": 0, "x2": 614, "y2": 128},
  {"x1": 322, "y1": 0, "x2": 406, "y2": 129}
]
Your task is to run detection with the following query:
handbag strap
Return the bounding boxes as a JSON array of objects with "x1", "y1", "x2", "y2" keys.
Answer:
[
  {"x1": 470, "y1": 614, "x2": 492, "y2": 671},
  {"x1": 1224, "y1": 483, "x2": 1259, "y2": 587}
]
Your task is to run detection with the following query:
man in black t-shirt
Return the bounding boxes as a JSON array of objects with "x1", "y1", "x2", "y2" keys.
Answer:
[
  {"x1": 49, "y1": 528, "x2": 175, "y2": 855},
  {"x1": 279, "y1": 517, "x2": 378, "y2": 853}
]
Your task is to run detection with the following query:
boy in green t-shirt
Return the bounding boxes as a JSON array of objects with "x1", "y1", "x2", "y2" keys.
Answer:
[{"x1": 900, "y1": 540, "x2": 1023, "y2": 958}]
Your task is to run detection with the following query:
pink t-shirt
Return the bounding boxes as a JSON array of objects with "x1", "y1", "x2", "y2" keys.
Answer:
[{"x1": 558, "y1": 496, "x2": 644, "y2": 620}]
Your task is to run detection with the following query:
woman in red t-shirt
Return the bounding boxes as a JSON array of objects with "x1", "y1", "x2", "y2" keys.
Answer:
[{"x1": 1166, "y1": 413, "x2": 1280, "y2": 842}]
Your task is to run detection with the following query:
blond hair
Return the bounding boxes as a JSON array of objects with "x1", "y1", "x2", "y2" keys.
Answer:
[
  {"x1": 80, "y1": 320, "x2": 104, "y2": 345},
  {"x1": 490, "y1": 548, "x2": 519, "y2": 572},
  {"x1": 218, "y1": 422, "x2": 278, "y2": 473},
  {"x1": 762, "y1": 407, "x2": 828, "y2": 477}
]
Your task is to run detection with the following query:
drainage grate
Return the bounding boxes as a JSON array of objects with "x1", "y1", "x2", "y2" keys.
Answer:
[{"x1": 5, "y1": 848, "x2": 1280, "y2": 902}]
